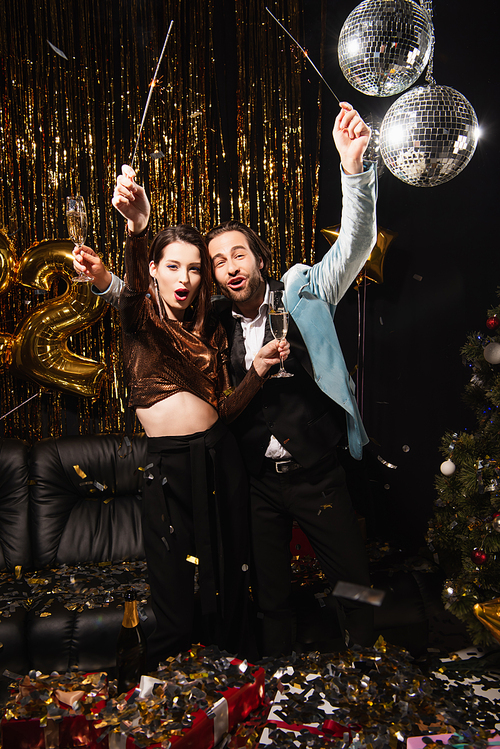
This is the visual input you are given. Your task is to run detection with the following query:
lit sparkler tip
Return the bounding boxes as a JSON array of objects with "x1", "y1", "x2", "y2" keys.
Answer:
[
  {"x1": 265, "y1": 6, "x2": 340, "y2": 103},
  {"x1": 130, "y1": 20, "x2": 174, "y2": 170}
]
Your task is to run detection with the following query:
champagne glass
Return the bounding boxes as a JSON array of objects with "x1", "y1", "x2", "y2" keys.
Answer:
[
  {"x1": 66, "y1": 195, "x2": 92, "y2": 282},
  {"x1": 269, "y1": 289, "x2": 293, "y2": 378}
]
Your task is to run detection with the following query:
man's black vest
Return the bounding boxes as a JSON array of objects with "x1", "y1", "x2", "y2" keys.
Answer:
[{"x1": 212, "y1": 279, "x2": 345, "y2": 475}]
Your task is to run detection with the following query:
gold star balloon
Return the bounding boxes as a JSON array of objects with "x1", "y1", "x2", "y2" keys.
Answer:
[
  {"x1": 320, "y1": 225, "x2": 397, "y2": 290},
  {"x1": 474, "y1": 598, "x2": 500, "y2": 644}
]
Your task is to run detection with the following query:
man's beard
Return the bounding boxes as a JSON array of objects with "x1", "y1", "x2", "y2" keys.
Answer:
[{"x1": 219, "y1": 269, "x2": 264, "y2": 307}]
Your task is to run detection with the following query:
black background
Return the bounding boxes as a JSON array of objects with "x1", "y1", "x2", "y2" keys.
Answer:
[{"x1": 309, "y1": 0, "x2": 499, "y2": 548}]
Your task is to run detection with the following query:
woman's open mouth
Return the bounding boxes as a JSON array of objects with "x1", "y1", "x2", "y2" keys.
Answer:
[{"x1": 174, "y1": 288, "x2": 189, "y2": 302}]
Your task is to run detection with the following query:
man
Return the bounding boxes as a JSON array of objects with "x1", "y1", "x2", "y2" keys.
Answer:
[{"x1": 75, "y1": 102, "x2": 378, "y2": 655}]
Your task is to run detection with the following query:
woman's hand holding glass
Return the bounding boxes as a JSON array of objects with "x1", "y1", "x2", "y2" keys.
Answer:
[
  {"x1": 72, "y1": 246, "x2": 112, "y2": 292},
  {"x1": 67, "y1": 196, "x2": 91, "y2": 283}
]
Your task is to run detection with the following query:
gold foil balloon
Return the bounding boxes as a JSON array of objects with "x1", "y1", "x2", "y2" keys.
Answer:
[
  {"x1": 320, "y1": 225, "x2": 397, "y2": 289},
  {"x1": 474, "y1": 598, "x2": 500, "y2": 644},
  {"x1": 0, "y1": 231, "x2": 16, "y2": 371},
  {"x1": 0, "y1": 231, "x2": 15, "y2": 295},
  {"x1": 10, "y1": 240, "x2": 107, "y2": 398}
]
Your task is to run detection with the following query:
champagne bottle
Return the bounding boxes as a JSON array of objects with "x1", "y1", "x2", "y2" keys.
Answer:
[{"x1": 116, "y1": 590, "x2": 147, "y2": 695}]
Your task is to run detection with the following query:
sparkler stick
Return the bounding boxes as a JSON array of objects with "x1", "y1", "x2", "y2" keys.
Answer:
[
  {"x1": 131, "y1": 20, "x2": 174, "y2": 170},
  {"x1": 0, "y1": 391, "x2": 40, "y2": 420},
  {"x1": 265, "y1": 7, "x2": 340, "y2": 103}
]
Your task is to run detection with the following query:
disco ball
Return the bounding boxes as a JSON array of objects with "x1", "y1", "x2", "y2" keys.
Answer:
[
  {"x1": 338, "y1": 0, "x2": 434, "y2": 97},
  {"x1": 379, "y1": 85, "x2": 479, "y2": 187}
]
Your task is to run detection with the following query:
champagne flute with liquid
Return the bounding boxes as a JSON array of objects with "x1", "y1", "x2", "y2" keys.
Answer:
[
  {"x1": 66, "y1": 195, "x2": 92, "y2": 282},
  {"x1": 269, "y1": 289, "x2": 293, "y2": 378}
]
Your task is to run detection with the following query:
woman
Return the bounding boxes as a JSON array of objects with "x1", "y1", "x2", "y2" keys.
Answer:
[{"x1": 111, "y1": 168, "x2": 287, "y2": 666}]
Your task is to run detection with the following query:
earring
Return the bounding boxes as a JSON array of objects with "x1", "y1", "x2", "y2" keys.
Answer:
[{"x1": 154, "y1": 277, "x2": 164, "y2": 321}]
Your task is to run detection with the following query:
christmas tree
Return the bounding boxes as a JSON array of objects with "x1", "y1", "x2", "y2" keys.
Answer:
[{"x1": 426, "y1": 291, "x2": 500, "y2": 647}]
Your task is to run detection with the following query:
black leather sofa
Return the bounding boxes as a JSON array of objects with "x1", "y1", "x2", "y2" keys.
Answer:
[
  {"x1": 0, "y1": 433, "x2": 155, "y2": 679},
  {"x1": 0, "y1": 432, "x2": 443, "y2": 688}
]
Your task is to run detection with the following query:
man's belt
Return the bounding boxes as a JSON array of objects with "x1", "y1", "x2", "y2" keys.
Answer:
[{"x1": 272, "y1": 458, "x2": 301, "y2": 473}]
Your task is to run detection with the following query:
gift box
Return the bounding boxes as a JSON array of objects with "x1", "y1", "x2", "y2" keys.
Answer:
[
  {"x1": 407, "y1": 737, "x2": 455, "y2": 749},
  {"x1": 1, "y1": 671, "x2": 109, "y2": 749},
  {"x1": 407, "y1": 735, "x2": 500, "y2": 749},
  {"x1": 1, "y1": 650, "x2": 265, "y2": 749},
  {"x1": 124, "y1": 660, "x2": 265, "y2": 748},
  {"x1": 1, "y1": 715, "x2": 108, "y2": 749}
]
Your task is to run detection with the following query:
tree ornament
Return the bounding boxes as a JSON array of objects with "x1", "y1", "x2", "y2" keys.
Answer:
[
  {"x1": 440, "y1": 459, "x2": 456, "y2": 476},
  {"x1": 443, "y1": 584, "x2": 455, "y2": 600},
  {"x1": 337, "y1": 0, "x2": 434, "y2": 97},
  {"x1": 492, "y1": 516, "x2": 500, "y2": 533},
  {"x1": 379, "y1": 85, "x2": 479, "y2": 187},
  {"x1": 474, "y1": 599, "x2": 500, "y2": 644},
  {"x1": 486, "y1": 316, "x2": 499, "y2": 331},
  {"x1": 483, "y1": 341, "x2": 500, "y2": 365},
  {"x1": 471, "y1": 548, "x2": 487, "y2": 565}
]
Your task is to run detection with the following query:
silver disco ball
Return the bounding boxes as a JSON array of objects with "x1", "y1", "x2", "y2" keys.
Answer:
[
  {"x1": 379, "y1": 85, "x2": 479, "y2": 187},
  {"x1": 338, "y1": 0, "x2": 434, "y2": 97}
]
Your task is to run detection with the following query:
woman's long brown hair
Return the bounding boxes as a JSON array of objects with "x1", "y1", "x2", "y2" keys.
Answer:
[{"x1": 148, "y1": 225, "x2": 212, "y2": 335}]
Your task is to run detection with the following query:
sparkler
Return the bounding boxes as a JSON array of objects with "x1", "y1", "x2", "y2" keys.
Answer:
[
  {"x1": 131, "y1": 20, "x2": 174, "y2": 170},
  {"x1": 265, "y1": 7, "x2": 340, "y2": 103},
  {"x1": 0, "y1": 391, "x2": 40, "y2": 420}
]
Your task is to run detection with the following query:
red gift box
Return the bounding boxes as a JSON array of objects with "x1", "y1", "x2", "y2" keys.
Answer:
[
  {"x1": 1, "y1": 714, "x2": 108, "y2": 748},
  {"x1": 1, "y1": 666, "x2": 265, "y2": 749},
  {"x1": 122, "y1": 666, "x2": 265, "y2": 748},
  {"x1": 1, "y1": 672, "x2": 108, "y2": 749}
]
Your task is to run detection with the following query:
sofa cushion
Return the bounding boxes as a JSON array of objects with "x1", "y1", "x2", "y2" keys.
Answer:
[
  {"x1": 0, "y1": 438, "x2": 31, "y2": 571},
  {"x1": 30, "y1": 434, "x2": 148, "y2": 567},
  {"x1": 26, "y1": 595, "x2": 155, "y2": 673}
]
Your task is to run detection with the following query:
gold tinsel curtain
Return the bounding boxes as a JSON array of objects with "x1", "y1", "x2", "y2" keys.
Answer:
[{"x1": 0, "y1": 0, "x2": 322, "y2": 442}]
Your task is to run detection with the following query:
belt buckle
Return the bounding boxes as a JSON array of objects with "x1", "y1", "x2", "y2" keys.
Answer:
[{"x1": 275, "y1": 459, "x2": 295, "y2": 473}]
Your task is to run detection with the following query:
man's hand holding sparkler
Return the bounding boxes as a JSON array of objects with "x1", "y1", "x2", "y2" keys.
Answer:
[
  {"x1": 112, "y1": 165, "x2": 151, "y2": 235},
  {"x1": 333, "y1": 103, "x2": 371, "y2": 176}
]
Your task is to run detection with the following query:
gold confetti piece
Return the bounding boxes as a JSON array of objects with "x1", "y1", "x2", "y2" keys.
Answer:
[
  {"x1": 73, "y1": 465, "x2": 87, "y2": 479},
  {"x1": 186, "y1": 555, "x2": 199, "y2": 565},
  {"x1": 15, "y1": 565, "x2": 22, "y2": 579},
  {"x1": 39, "y1": 612, "x2": 52, "y2": 617},
  {"x1": 317, "y1": 503, "x2": 333, "y2": 515}
]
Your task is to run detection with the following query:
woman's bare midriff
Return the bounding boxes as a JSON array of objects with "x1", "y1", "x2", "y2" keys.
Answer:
[{"x1": 136, "y1": 391, "x2": 219, "y2": 437}]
